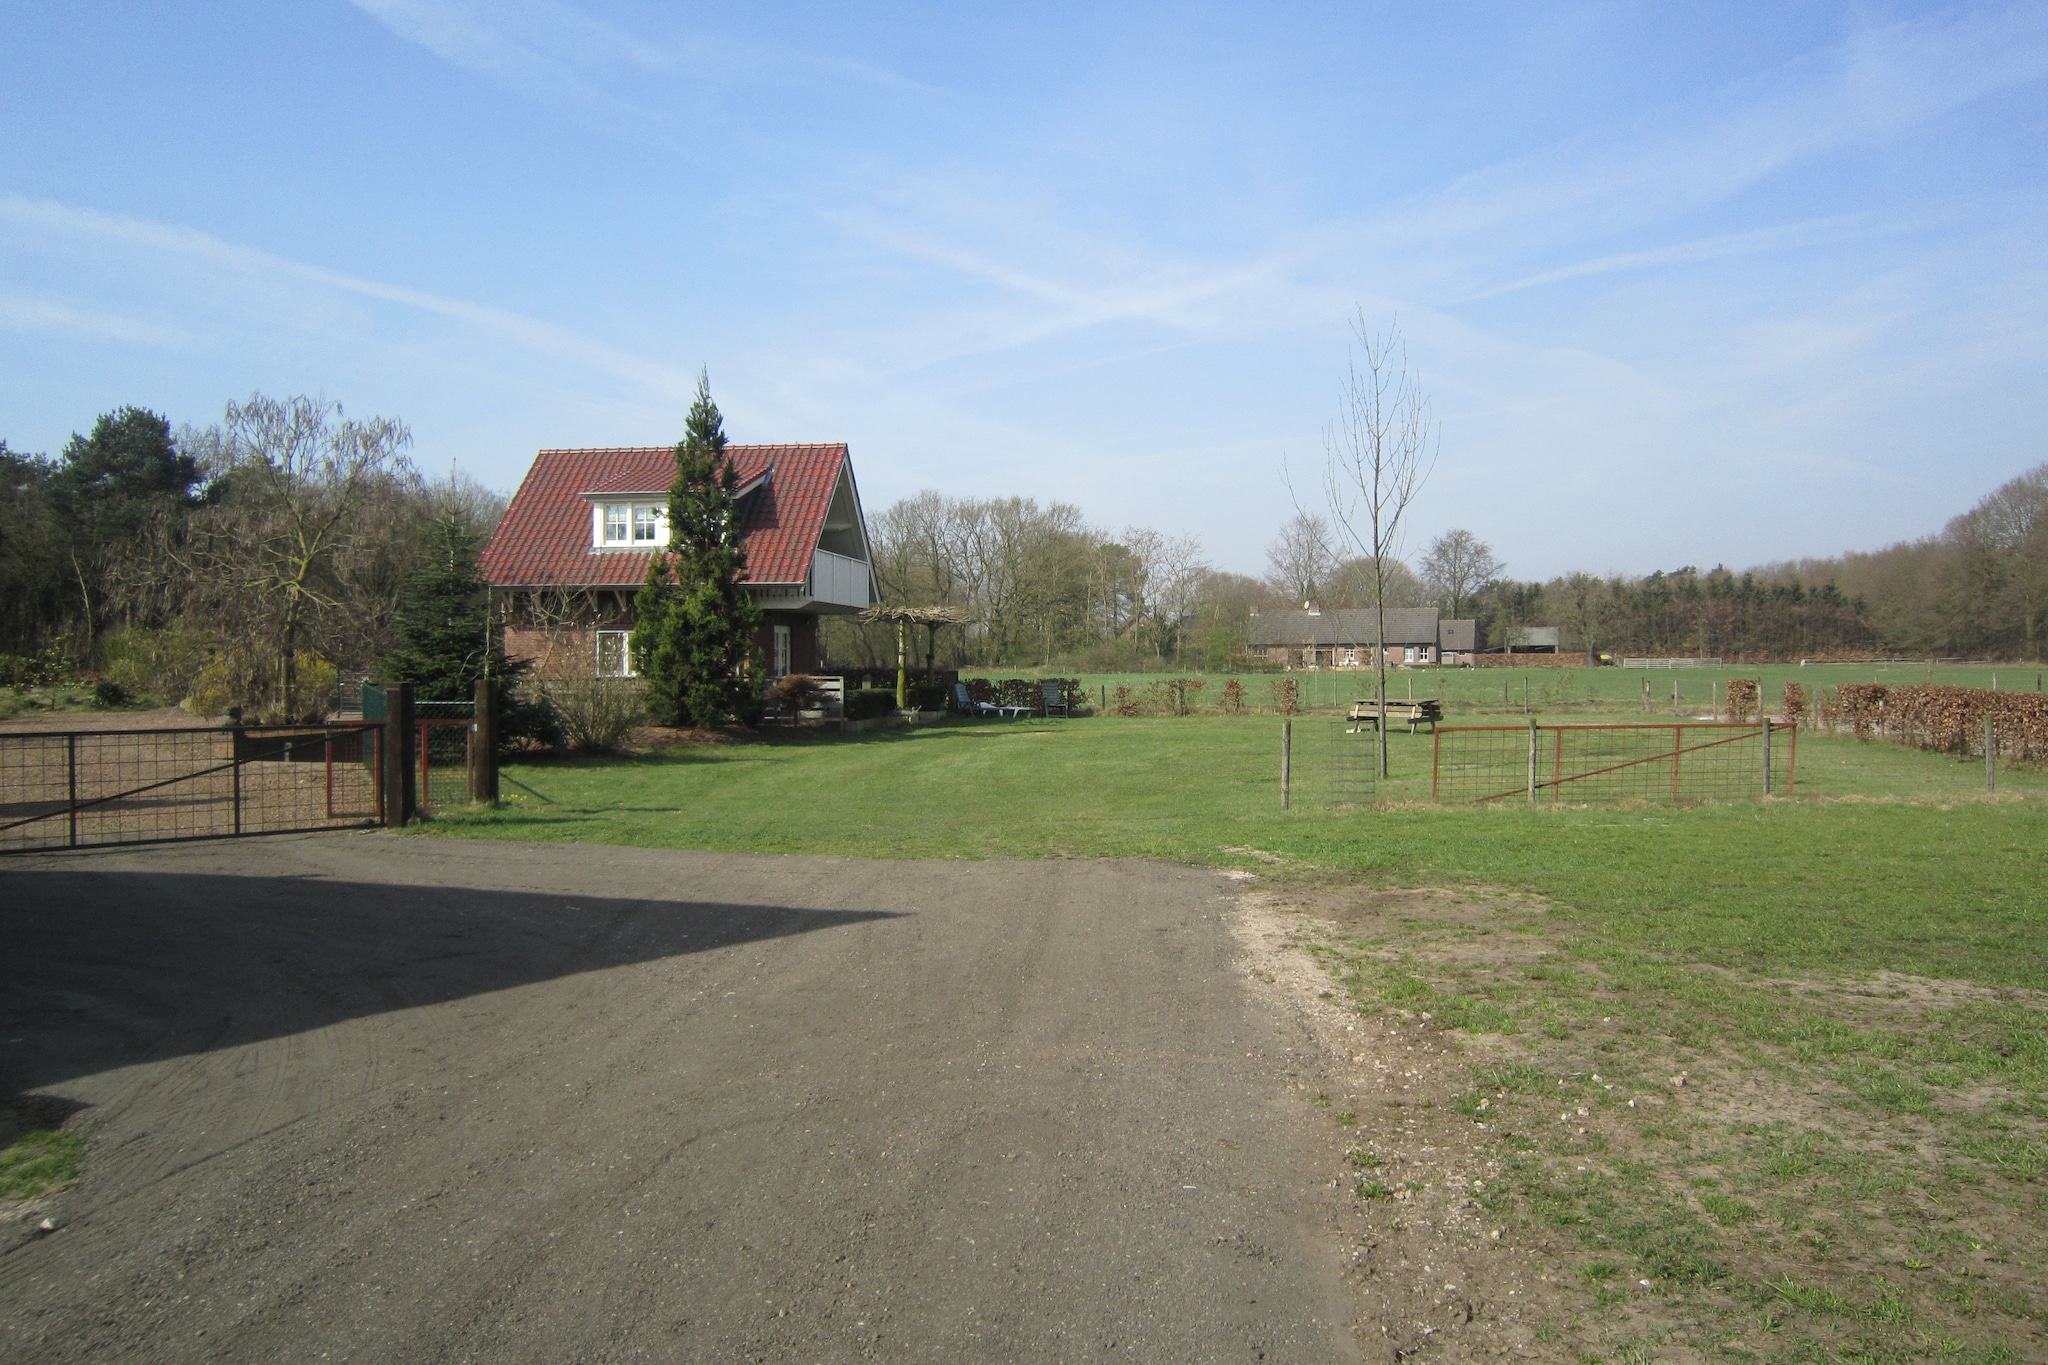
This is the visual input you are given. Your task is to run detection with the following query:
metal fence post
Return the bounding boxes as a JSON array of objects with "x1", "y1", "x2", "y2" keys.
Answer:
[
  {"x1": 66, "y1": 732, "x2": 78, "y2": 848},
  {"x1": 382, "y1": 683, "x2": 415, "y2": 826},
  {"x1": 1762, "y1": 718, "x2": 1772, "y2": 796},
  {"x1": 232, "y1": 734, "x2": 243, "y2": 835},
  {"x1": 470, "y1": 678, "x2": 499, "y2": 805},
  {"x1": 1527, "y1": 716, "x2": 1538, "y2": 802}
]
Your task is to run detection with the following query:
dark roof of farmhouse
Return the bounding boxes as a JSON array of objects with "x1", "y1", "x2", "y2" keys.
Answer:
[
  {"x1": 479, "y1": 443, "x2": 849, "y2": 590},
  {"x1": 1244, "y1": 607, "x2": 1450, "y2": 647}
]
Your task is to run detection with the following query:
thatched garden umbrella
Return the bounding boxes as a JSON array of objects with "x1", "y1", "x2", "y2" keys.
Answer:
[{"x1": 860, "y1": 604, "x2": 971, "y2": 707}]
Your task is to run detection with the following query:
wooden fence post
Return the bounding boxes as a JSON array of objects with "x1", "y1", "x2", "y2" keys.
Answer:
[
  {"x1": 1281, "y1": 720, "x2": 1291, "y2": 810},
  {"x1": 470, "y1": 677, "x2": 499, "y2": 806},
  {"x1": 1986, "y1": 712, "x2": 1997, "y2": 795},
  {"x1": 382, "y1": 683, "x2": 415, "y2": 826}
]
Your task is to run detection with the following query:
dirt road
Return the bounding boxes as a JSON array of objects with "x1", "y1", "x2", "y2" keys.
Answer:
[{"x1": 1, "y1": 834, "x2": 1355, "y2": 1362}]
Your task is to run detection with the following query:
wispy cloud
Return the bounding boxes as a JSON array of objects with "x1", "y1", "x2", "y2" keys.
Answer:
[
  {"x1": 0, "y1": 291, "x2": 192, "y2": 348},
  {"x1": 349, "y1": 0, "x2": 927, "y2": 114},
  {"x1": 1456, "y1": 214, "x2": 1900, "y2": 302},
  {"x1": 1370, "y1": 4, "x2": 2048, "y2": 264},
  {"x1": 0, "y1": 196, "x2": 698, "y2": 401}
]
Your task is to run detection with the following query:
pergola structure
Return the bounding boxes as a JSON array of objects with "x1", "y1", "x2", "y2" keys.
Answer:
[{"x1": 860, "y1": 604, "x2": 971, "y2": 707}]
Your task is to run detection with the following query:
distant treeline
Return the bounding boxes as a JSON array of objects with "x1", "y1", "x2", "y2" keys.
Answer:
[
  {"x1": 833, "y1": 464, "x2": 2048, "y2": 669},
  {"x1": 1471, "y1": 464, "x2": 2047, "y2": 663}
]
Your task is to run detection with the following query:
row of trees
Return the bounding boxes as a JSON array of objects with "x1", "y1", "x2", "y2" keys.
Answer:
[
  {"x1": 829, "y1": 459, "x2": 2048, "y2": 672},
  {"x1": 0, "y1": 397, "x2": 507, "y2": 718},
  {"x1": 1465, "y1": 464, "x2": 2048, "y2": 663}
]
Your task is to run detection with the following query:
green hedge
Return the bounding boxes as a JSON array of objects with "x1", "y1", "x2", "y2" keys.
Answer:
[{"x1": 844, "y1": 688, "x2": 898, "y2": 722}]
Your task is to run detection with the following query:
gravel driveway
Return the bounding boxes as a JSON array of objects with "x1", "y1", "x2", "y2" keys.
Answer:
[{"x1": 1, "y1": 834, "x2": 1355, "y2": 1362}]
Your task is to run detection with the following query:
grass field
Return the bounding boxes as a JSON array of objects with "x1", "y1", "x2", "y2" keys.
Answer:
[{"x1": 432, "y1": 714, "x2": 2048, "y2": 1360}]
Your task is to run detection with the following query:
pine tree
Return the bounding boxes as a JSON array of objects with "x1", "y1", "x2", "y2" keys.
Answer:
[
  {"x1": 381, "y1": 512, "x2": 514, "y2": 701},
  {"x1": 633, "y1": 372, "x2": 763, "y2": 727}
]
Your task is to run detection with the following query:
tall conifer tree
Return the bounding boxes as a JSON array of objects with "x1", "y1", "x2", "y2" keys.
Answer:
[{"x1": 633, "y1": 372, "x2": 762, "y2": 726}]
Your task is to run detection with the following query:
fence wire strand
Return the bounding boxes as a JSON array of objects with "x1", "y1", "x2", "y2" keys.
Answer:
[{"x1": 1432, "y1": 723, "x2": 1794, "y2": 804}]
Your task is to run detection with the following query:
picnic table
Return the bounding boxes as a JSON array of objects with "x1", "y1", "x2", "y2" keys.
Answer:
[{"x1": 1346, "y1": 699, "x2": 1443, "y2": 734}]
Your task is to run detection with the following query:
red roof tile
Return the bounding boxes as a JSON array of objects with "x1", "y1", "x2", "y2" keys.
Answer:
[{"x1": 480, "y1": 444, "x2": 850, "y2": 589}]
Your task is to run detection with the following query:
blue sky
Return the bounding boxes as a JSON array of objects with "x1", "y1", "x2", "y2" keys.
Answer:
[{"x1": 2, "y1": 2, "x2": 2045, "y2": 580}]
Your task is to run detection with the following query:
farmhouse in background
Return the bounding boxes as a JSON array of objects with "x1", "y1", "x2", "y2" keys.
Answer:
[
  {"x1": 1500, "y1": 625, "x2": 1561, "y2": 654},
  {"x1": 480, "y1": 444, "x2": 879, "y2": 679},
  {"x1": 1246, "y1": 606, "x2": 1480, "y2": 669}
]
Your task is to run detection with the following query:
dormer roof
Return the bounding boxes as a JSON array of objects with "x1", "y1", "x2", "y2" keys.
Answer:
[{"x1": 480, "y1": 443, "x2": 851, "y2": 589}]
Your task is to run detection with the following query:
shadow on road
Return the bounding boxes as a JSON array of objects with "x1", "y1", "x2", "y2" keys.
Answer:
[{"x1": 1, "y1": 870, "x2": 898, "y2": 1096}]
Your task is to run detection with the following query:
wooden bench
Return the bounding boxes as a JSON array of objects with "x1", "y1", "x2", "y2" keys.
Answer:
[{"x1": 1347, "y1": 699, "x2": 1443, "y2": 734}]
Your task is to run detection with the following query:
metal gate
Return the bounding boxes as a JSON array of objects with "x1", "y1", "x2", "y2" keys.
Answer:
[
  {"x1": 1431, "y1": 721, "x2": 1795, "y2": 804},
  {"x1": 0, "y1": 723, "x2": 384, "y2": 854}
]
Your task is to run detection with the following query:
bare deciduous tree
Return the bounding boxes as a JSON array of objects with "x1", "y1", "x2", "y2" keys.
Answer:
[
  {"x1": 1265, "y1": 512, "x2": 1334, "y2": 606},
  {"x1": 1314, "y1": 314, "x2": 1436, "y2": 777},
  {"x1": 1419, "y1": 528, "x2": 1502, "y2": 619},
  {"x1": 184, "y1": 395, "x2": 415, "y2": 718}
]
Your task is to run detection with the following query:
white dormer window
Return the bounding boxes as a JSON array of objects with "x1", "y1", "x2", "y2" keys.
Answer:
[{"x1": 594, "y1": 501, "x2": 666, "y2": 548}]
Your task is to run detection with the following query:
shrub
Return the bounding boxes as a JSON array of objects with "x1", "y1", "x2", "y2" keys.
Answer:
[
  {"x1": 1781, "y1": 681, "x2": 1808, "y2": 728},
  {"x1": 497, "y1": 689, "x2": 563, "y2": 754},
  {"x1": 766, "y1": 673, "x2": 833, "y2": 714},
  {"x1": 1219, "y1": 678, "x2": 1245, "y2": 714},
  {"x1": 0, "y1": 646, "x2": 71, "y2": 689},
  {"x1": 538, "y1": 676, "x2": 644, "y2": 752},
  {"x1": 185, "y1": 649, "x2": 338, "y2": 723},
  {"x1": 97, "y1": 626, "x2": 209, "y2": 705},
  {"x1": 1725, "y1": 678, "x2": 1759, "y2": 723},
  {"x1": 844, "y1": 688, "x2": 897, "y2": 722},
  {"x1": 908, "y1": 681, "x2": 950, "y2": 711},
  {"x1": 1270, "y1": 677, "x2": 1299, "y2": 715},
  {"x1": 92, "y1": 679, "x2": 131, "y2": 709},
  {"x1": 1837, "y1": 683, "x2": 1888, "y2": 740},
  {"x1": 1110, "y1": 684, "x2": 1140, "y2": 717},
  {"x1": 1148, "y1": 677, "x2": 1206, "y2": 716}
]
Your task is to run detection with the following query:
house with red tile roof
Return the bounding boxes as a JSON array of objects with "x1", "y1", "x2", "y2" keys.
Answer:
[{"x1": 480, "y1": 443, "x2": 878, "y2": 679}]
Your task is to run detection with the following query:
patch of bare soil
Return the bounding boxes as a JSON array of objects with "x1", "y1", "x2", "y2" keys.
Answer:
[
  {"x1": 1230, "y1": 876, "x2": 1600, "y2": 1361},
  {"x1": 1227, "y1": 875, "x2": 2048, "y2": 1364}
]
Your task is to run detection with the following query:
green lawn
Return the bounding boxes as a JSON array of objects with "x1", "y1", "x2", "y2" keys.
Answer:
[{"x1": 437, "y1": 715, "x2": 2048, "y2": 989}]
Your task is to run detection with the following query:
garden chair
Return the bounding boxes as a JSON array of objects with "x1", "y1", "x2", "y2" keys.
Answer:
[
  {"x1": 953, "y1": 681, "x2": 1023, "y2": 718},
  {"x1": 1039, "y1": 680, "x2": 1070, "y2": 717}
]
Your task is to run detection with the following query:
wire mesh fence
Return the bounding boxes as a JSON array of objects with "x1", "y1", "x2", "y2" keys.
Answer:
[
  {"x1": 1327, "y1": 721, "x2": 1378, "y2": 805},
  {"x1": 1432, "y1": 722, "x2": 1795, "y2": 804},
  {"x1": 418, "y1": 719, "x2": 473, "y2": 811},
  {"x1": 0, "y1": 724, "x2": 383, "y2": 853}
]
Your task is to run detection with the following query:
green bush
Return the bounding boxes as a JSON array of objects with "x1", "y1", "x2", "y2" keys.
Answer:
[
  {"x1": 97, "y1": 626, "x2": 209, "y2": 704},
  {"x1": 844, "y1": 689, "x2": 897, "y2": 722},
  {"x1": 92, "y1": 678, "x2": 131, "y2": 709},
  {"x1": 0, "y1": 646, "x2": 70, "y2": 689}
]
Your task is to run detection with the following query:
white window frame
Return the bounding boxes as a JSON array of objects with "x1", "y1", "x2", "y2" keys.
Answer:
[
  {"x1": 595, "y1": 630, "x2": 636, "y2": 677},
  {"x1": 772, "y1": 623, "x2": 791, "y2": 678},
  {"x1": 594, "y1": 502, "x2": 667, "y2": 548}
]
